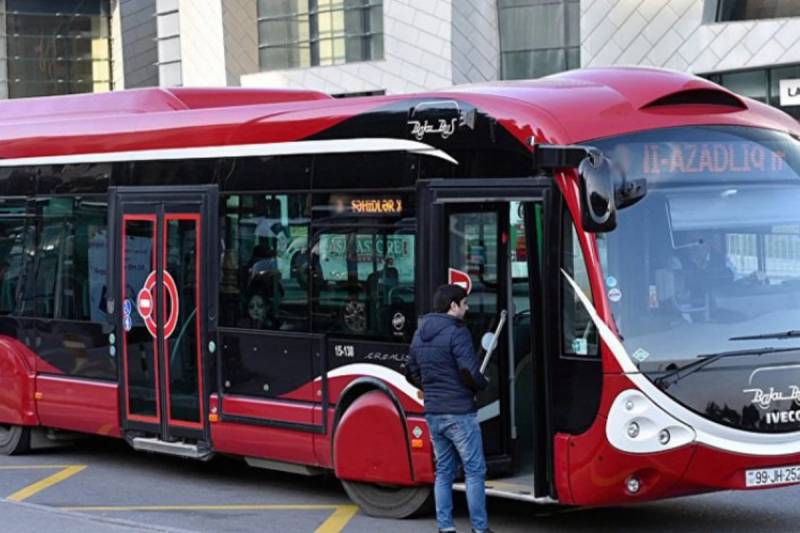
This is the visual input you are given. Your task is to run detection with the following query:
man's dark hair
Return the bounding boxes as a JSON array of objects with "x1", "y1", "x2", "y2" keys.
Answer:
[{"x1": 433, "y1": 284, "x2": 467, "y2": 313}]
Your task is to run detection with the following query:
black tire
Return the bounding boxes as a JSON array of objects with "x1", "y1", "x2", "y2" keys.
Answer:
[
  {"x1": 341, "y1": 480, "x2": 432, "y2": 518},
  {"x1": 0, "y1": 424, "x2": 31, "y2": 455}
]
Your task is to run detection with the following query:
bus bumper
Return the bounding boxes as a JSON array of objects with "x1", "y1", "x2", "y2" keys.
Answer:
[{"x1": 556, "y1": 423, "x2": 800, "y2": 506}]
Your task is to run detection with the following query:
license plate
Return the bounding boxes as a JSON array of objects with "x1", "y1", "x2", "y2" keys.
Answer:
[{"x1": 745, "y1": 465, "x2": 800, "y2": 487}]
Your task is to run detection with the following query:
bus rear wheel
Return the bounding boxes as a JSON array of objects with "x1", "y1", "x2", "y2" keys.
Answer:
[
  {"x1": 341, "y1": 480, "x2": 431, "y2": 518},
  {"x1": 0, "y1": 424, "x2": 30, "y2": 455}
]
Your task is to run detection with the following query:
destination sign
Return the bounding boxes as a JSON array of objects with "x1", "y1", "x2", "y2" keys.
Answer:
[
  {"x1": 350, "y1": 198, "x2": 403, "y2": 215},
  {"x1": 636, "y1": 142, "x2": 786, "y2": 175}
]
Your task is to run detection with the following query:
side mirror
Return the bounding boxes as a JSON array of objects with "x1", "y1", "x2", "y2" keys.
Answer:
[
  {"x1": 578, "y1": 150, "x2": 617, "y2": 233},
  {"x1": 534, "y1": 144, "x2": 648, "y2": 233}
]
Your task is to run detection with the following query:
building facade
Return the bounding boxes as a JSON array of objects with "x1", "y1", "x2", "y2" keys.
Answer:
[
  {"x1": 582, "y1": 0, "x2": 800, "y2": 119},
  {"x1": 1, "y1": 0, "x2": 800, "y2": 119},
  {"x1": 239, "y1": 0, "x2": 578, "y2": 95},
  {"x1": 0, "y1": 0, "x2": 113, "y2": 98}
]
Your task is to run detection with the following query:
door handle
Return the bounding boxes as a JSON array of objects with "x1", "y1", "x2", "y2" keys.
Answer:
[{"x1": 480, "y1": 309, "x2": 508, "y2": 374}]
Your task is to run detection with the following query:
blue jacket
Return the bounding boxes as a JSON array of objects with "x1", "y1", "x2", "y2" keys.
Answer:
[{"x1": 406, "y1": 313, "x2": 488, "y2": 414}]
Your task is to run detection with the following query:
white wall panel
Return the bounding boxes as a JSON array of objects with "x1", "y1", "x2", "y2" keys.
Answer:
[
  {"x1": 451, "y1": 0, "x2": 499, "y2": 85},
  {"x1": 582, "y1": 0, "x2": 800, "y2": 74},
  {"x1": 242, "y1": 0, "x2": 453, "y2": 95},
  {"x1": 178, "y1": 0, "x2": 226, "y2": 86}
]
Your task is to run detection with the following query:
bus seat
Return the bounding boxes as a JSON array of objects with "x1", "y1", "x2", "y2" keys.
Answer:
[
  {"x1": 367, "y1": 267, "x2": 399, "y2": 332},
  {"x1": 655, "y1": 266, "x2": 709, "y2": 321},
  {"x1": 654, "y1": 268, "x2": 676, "y2": 304}
]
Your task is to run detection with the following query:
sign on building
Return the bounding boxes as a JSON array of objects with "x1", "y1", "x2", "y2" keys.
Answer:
[{"x1": 779, "y1": 79, "x2": 800, "y2": 107}]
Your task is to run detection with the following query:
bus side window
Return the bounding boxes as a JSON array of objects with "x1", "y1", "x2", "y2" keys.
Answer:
[
  {"x1": 219, "y1": 193, "x2": 310, "y2": 332},
  {"x1": 18, "y1": 197, "x2": 105, "y2": 322},
  {"x1": 310, "y1": 229, "x2": 415, "y2": 341},
  {"x1": 307, "y1": 192, "x2": 415, "y2": 341},
  {"x1": 22, "y1": 198, "x2": 70, "y2": 319},
  {"x1": 561, "y1": 211, "x2": 599, "y2": 357},
  {"x1": 0, "y1": 200, "x2": 27, "y2": 315}
]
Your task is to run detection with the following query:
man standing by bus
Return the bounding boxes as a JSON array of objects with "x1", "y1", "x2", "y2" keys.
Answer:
[{"x1": 406, "y1": 284, "x2": 493, "y2": 533}]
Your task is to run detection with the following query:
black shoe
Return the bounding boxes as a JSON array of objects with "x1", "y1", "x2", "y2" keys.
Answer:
[
  {"x1": 439, "y1": 530, "x2": 458, "y2": 533},
  {"x1": 472, "y1": 529, "x2": 495, "y2": 533}
]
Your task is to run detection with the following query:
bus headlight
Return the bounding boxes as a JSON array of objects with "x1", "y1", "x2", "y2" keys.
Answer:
[{"x1": 606, "y1": 390, "x2": 695, "y2": 453}]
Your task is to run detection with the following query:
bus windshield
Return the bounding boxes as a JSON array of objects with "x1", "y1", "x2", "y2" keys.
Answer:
[{"x1": 593, "y1": 126, "x2": 800, "y2": 368}]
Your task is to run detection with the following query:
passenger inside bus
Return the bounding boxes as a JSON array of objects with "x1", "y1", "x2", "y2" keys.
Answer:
[
  {"x1": 659, "y1": 231, "x2": 737, "y2": 322},
  {"x1": 239, "y1": 290, "x2": 268, "y2": 330},
  {"x1": 239, "y1": 241, "x2": 283, "y2": 328},
  {"x1": 248, "y1": 243, "x2": 278, "y2": 280},
  {"x1": 600, "y1": 183, "x2": 800, "y2": 366}
]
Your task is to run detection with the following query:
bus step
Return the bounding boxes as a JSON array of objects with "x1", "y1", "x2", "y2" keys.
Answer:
[
  {"x1": 131, "y1": 437, "x2": 213, "y2": 460},
  {"x1": 245, "y1": 457, "x2": 325, "y2": 476}
]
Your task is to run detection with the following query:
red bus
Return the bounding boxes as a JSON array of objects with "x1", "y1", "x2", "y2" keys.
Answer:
[{"x1": 1, "y1": 66, "x2": 800, "y2": 516}]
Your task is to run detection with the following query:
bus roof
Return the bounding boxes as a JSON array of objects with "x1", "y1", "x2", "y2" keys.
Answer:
[
  {"x1": 0, "y1": 67, "x2": 797, "y2": 161},
  {"x1": 0, "y1": 86, "x2": 331, "y2": 121}
]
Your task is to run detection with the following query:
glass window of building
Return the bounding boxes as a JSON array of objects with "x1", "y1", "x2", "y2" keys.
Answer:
[
  {"x1": 715, "y1": 0, "x2": 800, "y2": 21},
  {"x1": 2, "y1": 0, "x2": 112, "y2": 98},
  {"x1": 704, "y1": 64, "x2": 800, "y2": 120},
  {"x1": 499, "y1": 0, "x2": 579, "y2": 80},
  {"x1": 719, "y1": 69, "x2": 768, "y2": 103},
  {"x1": 257, "y1": 0, "x2": 383, "y2": 71}
]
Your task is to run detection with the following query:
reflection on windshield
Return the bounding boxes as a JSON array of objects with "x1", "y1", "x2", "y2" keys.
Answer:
[{"x1": 594, "y1": 126, "x2": 800, "y2": 366}]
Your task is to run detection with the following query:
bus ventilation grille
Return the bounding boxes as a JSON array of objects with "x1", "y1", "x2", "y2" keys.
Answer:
[{"x1": 640, "y1": 89, "x2": 747, "y2": 110}]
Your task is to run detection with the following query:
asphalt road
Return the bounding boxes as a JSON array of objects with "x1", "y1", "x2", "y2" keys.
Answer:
[{"x1": 1, "y1": 436, "x2": 799, "y2": 532}]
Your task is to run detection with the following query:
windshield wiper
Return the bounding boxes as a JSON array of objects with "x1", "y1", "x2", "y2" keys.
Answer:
[
  {"x1": 654, "y1": 346, "x2": 800, "y2": 390},
  {"x1": 730, "y1": 330, "x2": 800, "y2": 341}
]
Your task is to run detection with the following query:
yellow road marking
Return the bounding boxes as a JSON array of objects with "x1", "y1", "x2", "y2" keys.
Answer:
[
  {"x1": 60, "y1": 503, "x2": 359, "y2": 532},
  {"x1": 314, "y1": 505, "x2": 358, "y2": 533},
  {"x1": 6, "y1": 465, "x2": 87, "y2": 502},
  {"x1": 0, "y1": 465, "x2": 79, "y2": 470},
  {"x1": 2, "y1": 465, "x2": 359, "y2": 531},
  {"x1": 62, "y1": 504, "x2": 338, "y2": 511}
]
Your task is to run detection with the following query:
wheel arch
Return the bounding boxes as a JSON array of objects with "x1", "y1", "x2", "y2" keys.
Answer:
[
  {"x1": 331, "y1": 376, "x2": 416, "y2": 482},
  {"x1": 0, "y1": 336, "x2": 39, "y2": 427}
]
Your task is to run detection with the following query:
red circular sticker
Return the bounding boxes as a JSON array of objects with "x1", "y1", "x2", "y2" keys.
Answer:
[
  {"x1": 162, "y1": 270, "x2": 180, "y2": 339},
  {"x1": 136, "y1": 270, "x2": 180, "y2": 339},
  {"x1": 136, "y1": 288, "x2": 153, "y2": 318},
  {"x1": 137, "y1": 271, "x2": 157, "y2": 337}
]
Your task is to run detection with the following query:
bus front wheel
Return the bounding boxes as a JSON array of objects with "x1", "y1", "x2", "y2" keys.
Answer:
[
  {"x1": 0, "y1": 424, "x2": 30, "y2": 455},
  {"x1": 341, "y1": 480, "x2": 431, "y2": 518}
]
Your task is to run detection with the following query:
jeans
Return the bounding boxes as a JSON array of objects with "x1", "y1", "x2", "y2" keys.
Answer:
[{"x1": 425, "y1": 412, "x2": 488, "y2": 532}]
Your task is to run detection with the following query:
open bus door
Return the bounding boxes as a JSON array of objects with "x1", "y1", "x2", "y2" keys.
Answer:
[
  {"x1": 109, "y1": 186, "x2": 218, "y2": 458},
  {"x1": 417, "y1": 177, "x2": 552, "y2": 500}
]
